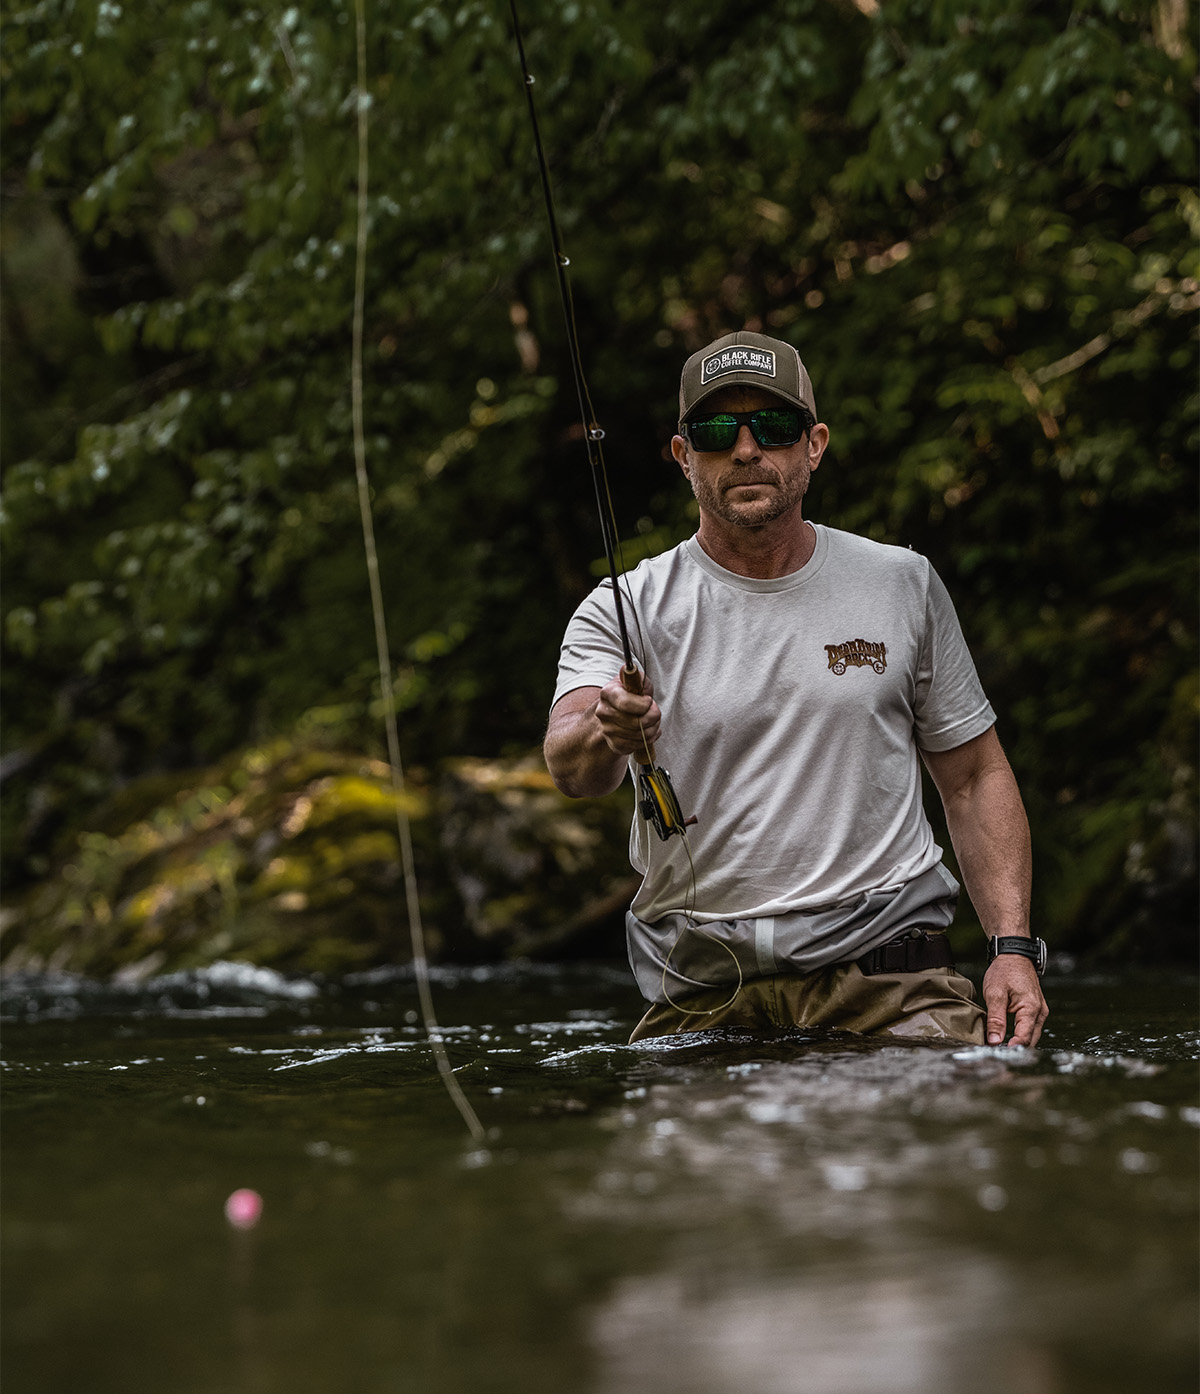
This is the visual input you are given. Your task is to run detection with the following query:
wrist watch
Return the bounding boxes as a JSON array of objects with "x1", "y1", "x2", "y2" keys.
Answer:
[{"x1": 986, "y1": 935, "x2": 1048, "y2": 976}]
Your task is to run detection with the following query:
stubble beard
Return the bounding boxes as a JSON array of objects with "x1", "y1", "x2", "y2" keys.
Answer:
[{"x1": 689, "y1": 458, "x2": 812, "y2": 529}]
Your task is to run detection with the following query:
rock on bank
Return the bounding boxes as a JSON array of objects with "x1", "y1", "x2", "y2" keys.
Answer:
[{"x1": 0, "y1": 740, "x2": 636, "y2": 980}]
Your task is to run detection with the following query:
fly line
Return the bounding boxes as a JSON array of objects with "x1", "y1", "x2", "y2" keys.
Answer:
[{"x1": 350, "y1": 0, "x2": 486, "y2": 1145}]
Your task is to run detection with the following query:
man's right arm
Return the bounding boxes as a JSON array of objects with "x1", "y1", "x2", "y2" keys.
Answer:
[{"x1": 544, "y1": 675, "x2": 662, "y2": 798}]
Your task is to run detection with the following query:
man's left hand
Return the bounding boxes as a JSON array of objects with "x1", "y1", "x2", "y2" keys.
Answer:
[{"x1": 981, "y1": 954, "x2": 1048, "y2": 1047}]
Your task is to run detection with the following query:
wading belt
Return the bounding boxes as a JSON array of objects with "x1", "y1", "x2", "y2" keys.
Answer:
[{"x1": 856, "y1": 930, "x2": 956, "y2": 977}]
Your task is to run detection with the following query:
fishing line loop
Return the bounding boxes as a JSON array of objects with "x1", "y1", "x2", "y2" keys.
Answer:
[
  {"x1": 654, "y1": 829, "x2": 741, "y2": 1014},
  {"x1": 660, "y1": 929, "x2": 744, "y2": 1016}
]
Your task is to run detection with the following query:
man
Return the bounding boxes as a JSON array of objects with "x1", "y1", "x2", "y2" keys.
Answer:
[{"x1": 544, "y1": 330, "x2": 1048, "y2": 1048}]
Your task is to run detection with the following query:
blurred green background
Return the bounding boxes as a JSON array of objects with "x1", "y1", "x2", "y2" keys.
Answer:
[{"x1": 2, "y1": 0, "x2": 1196, "y2": 976}]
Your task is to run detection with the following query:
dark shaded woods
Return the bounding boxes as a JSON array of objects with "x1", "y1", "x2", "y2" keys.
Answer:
[{"x1": 2, "y1": 0, "x2": 1196, "y2": 973}]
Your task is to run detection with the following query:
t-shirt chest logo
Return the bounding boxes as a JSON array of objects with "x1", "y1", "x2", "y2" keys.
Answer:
[{"x1": 825, "y1": 639, "x2": 887, "y2": 675}]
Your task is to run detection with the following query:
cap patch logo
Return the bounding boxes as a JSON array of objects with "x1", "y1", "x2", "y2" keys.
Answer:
[
  {"x1": 701, "y1": 347, "x2": 777, "y2": 383},
  {"x1": 825, "y1": 639, "x2": 887, "y2": 675}
]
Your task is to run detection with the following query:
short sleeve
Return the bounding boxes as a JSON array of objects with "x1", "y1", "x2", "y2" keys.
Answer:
[
  {"x1": 551, "y1": 581, "x2": 628, "y2": 710},
  {"x1": 912, "y1": 563, "x2": 996, "y2": 752}
]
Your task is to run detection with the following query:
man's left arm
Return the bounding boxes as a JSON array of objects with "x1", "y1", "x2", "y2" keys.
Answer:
[{"x1": 921, "y1": 727, "x2": 1049, "y2": 1047}]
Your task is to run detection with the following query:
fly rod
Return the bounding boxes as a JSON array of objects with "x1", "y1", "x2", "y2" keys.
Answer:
[{"x1": 507, "y1": 0, "x2": 692, "y2": 841}]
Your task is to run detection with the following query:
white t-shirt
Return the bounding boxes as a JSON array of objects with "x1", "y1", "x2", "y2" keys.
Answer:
[{"x1": 553, "y1": 525, "x2": 995, "y2": 940}]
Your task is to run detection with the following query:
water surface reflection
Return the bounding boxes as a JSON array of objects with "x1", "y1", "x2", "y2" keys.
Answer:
[{"x1": 3, "y1": 962, "x2": 1196, "y2": 1394}]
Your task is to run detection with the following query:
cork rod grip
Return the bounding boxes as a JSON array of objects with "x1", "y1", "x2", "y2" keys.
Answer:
[{"x1": 620, "y1": 664, "x2": 656, "y2": 766}]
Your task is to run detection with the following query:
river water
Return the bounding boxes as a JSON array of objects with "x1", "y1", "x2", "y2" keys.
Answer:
[{"x1": 3, "y1": 960, "x2": 1196, "y2": 1394}]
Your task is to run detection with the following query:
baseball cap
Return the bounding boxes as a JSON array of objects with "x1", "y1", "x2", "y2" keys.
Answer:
[{"x1": 679, "y1": 330, "x2": 818, "y2": 424}]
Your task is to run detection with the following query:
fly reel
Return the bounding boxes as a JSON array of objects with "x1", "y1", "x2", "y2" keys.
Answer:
[
  {"x1": 637, "y1": 762, "x2": 693, "y2": 841},
  {"x1": 620, "y1": 664, "x2": 695, "y2": 841}
]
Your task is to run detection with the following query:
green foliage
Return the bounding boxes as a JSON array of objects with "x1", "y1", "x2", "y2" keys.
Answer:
[{"x1": 2, "y1": 0, "x2": 1196, "y2": 957}]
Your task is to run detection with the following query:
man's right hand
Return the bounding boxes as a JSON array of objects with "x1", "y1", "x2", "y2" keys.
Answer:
[
  {"x1": 544, "y1": 672, "x2": 665, "y2": 798},
  {"x1": 596, "y1": 671, "x2": 662, "y2": 757}
]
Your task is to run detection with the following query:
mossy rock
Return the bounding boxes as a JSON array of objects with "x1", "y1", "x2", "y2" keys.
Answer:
[
  {"x1": 437, "y1": 755, "x2": 636, "y2": 958},
  {"x1": 1, "y1": 739, "x2": 637, "y2": 978}
]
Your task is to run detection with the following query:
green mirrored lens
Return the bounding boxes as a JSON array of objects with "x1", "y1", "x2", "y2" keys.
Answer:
[
  {"x1": 753, "y1": 409, "x2": 801, "y2": 445},
  {"x1": 689, "y1": 416, "x2": 739, "y2": 451}
]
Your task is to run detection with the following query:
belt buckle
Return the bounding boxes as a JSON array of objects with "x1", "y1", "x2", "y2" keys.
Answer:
[{"x1": 891, "y1": 928, "x2": 923, "y2": 973}]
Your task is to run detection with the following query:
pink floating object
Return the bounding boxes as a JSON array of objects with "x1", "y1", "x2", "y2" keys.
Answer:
[{"x1": 224, "y1": 1188, "x2": 263, "y2": 1230}]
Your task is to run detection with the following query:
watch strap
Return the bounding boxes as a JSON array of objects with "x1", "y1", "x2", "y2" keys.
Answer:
[{"x1": 987, "y1": 935, "x2": 1047, "y2": 976}]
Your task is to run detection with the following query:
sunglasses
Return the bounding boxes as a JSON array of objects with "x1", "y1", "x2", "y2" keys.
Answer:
[{"x1": 683, "y1": 407, "x2": 813, "y2": 453}]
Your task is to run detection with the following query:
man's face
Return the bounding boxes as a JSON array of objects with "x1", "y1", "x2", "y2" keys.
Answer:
[{"x1": 671, "y1": 386, "x2": 829, "y2": 530}]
